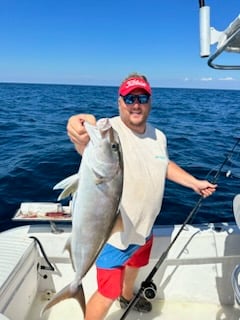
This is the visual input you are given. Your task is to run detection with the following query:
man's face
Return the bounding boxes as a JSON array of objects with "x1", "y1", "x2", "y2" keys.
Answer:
[{"x1": 118, "y1": 89, "x2": 151, "y2": 134}]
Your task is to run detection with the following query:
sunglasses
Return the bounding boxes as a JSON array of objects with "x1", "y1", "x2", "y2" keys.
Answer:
[{"x1": 121, "y1": 94, "x2": 150, "y2": 105}]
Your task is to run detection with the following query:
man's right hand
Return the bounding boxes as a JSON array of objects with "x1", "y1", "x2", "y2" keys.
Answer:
[{"x1": 67, "y1": 114, "x2": 96, "y2": 154}]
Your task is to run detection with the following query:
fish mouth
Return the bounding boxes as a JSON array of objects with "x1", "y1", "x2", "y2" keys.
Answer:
[{"x1": 97, "y1": 118, "x2": 112, "y2": 132}]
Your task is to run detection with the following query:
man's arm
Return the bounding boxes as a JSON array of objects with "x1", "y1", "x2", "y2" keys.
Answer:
[{"x1": 167, "y1": 160, "x2": 217, "y2": 198}]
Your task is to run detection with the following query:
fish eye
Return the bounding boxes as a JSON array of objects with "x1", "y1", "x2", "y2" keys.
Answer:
[{"x1": 111, "y1": 143, "x2": 119, "y2": 152}]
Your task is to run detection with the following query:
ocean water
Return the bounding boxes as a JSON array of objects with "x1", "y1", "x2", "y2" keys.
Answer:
[{"x1": 0, "y1": 83, "x2": 240, "y2": 232}]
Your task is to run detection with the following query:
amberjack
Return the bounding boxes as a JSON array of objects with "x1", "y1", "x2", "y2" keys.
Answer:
[{"x1": 42, "y1": 118, "x2": 123, "y2": 317}]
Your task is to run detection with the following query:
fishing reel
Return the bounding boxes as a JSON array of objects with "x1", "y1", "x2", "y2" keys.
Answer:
[{"x1": 141, "y1": 280, "x2": 157, "y2": 300}]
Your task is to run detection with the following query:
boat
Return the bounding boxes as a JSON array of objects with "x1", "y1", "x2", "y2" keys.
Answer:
[
  {"x1": 1, "y1": 2, "x2": 240, "y2": 320},
  {"x1": 0, "y1": 196, "x2": 240, "y2": 320}
]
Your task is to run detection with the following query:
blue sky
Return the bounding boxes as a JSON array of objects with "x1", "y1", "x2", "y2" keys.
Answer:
[{"x1": 1, "y1": 0, "x2": 239, "y2": 89}]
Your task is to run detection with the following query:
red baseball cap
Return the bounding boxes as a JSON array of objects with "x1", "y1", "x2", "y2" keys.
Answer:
[{"x1": 119, "y1": 77, "x2": 152, "y2": 96}]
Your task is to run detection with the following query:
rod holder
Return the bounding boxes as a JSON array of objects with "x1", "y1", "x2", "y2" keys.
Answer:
[{"x1": 199, "y1": 6, "x2": 210, "y2": 57}]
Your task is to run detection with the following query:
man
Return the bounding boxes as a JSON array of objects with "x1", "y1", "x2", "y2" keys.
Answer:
[{"x1": 67, "y1": 73, "x2": 217, "y2": 320}]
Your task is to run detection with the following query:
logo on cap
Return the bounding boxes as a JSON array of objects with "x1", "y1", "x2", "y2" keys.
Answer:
[
  {"x1": 125, "y1": 79, "x2": 148, "y2": 89},
  {"x1": 119, "y1": 77, "x2": 151, "y2": 96}
]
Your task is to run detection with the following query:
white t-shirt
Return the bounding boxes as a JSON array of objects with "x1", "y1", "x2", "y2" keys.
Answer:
[{"x1": 108, "y1": 116, "x2": 169, "y2": 249}]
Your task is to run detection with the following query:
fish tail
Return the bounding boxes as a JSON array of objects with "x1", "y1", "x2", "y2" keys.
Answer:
[
  {"x1": 73, "y1": 284, "x2": 86, "y2": 315},
  {"x1": 41, "y1": 284, "x2": 86, "y2": 317}
]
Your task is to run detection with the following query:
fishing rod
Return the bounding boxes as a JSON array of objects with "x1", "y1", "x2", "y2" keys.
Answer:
[{"x1": 119, "y1": 137, "x2": 240, "y2": 320}]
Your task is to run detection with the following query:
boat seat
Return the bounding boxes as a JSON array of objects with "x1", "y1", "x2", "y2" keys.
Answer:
[
  {"x1": 0, "y1": 230, "x2": 34, "y2": 293},
  {"x1": 0, "y1": 228, "x2": 36, "y2": 319}
]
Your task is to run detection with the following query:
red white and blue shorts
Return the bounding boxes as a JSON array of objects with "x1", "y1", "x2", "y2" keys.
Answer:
[{"x1": 95, "y1": 235, "x2": 153, "y2": 299}]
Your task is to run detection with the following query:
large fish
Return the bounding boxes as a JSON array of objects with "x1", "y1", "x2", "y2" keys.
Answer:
[{"x1": 42, "y1": 118, "x2": 123, "y2": 316}]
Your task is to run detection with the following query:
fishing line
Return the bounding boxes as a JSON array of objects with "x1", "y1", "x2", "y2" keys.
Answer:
[{"x1": 119, "y1": 137, "x2": 240, "y2": 320}]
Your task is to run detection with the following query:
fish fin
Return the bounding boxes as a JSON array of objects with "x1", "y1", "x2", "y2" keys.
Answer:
[
  {"x1": 53, "y1": 174, "x2": 79, "y2": 190},
  {"x1": 64, "y1": 237, "x2": 76, "y2": 272},
  {"x1": 95, "y1": 177, "x2": 106, "y2": 184},
  {"x1": 57, "y1": 181, "x2": 78, "y2": 201},
  {"x1": 41, "y1": 284, "x2": 86, "y2": 317},
  {"x1": 53, "y1": 174, "x2": 79, "y2": 200},
  {"x1": 92, "y1": 168, "x2": 114, "y2": 185}
]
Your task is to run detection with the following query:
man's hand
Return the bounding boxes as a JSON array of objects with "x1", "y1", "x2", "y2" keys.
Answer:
[
  {"x1": 193, "y1": 180, "x2": 217, "y2": 198},
  {"x1": 67, "y1": 114, "x2": 96, "y2": 154}
]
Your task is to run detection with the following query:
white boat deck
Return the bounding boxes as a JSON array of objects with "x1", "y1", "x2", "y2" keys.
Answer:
[
  {"x1": 26, "y1": 263, "x2": 240, "y2": 320},
  {"x1": 28, "y1": 296, "x2": 240, "y2": 320},
  {"x1": 1, "y1": 223, "x2": 240, "y2": 320}
]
